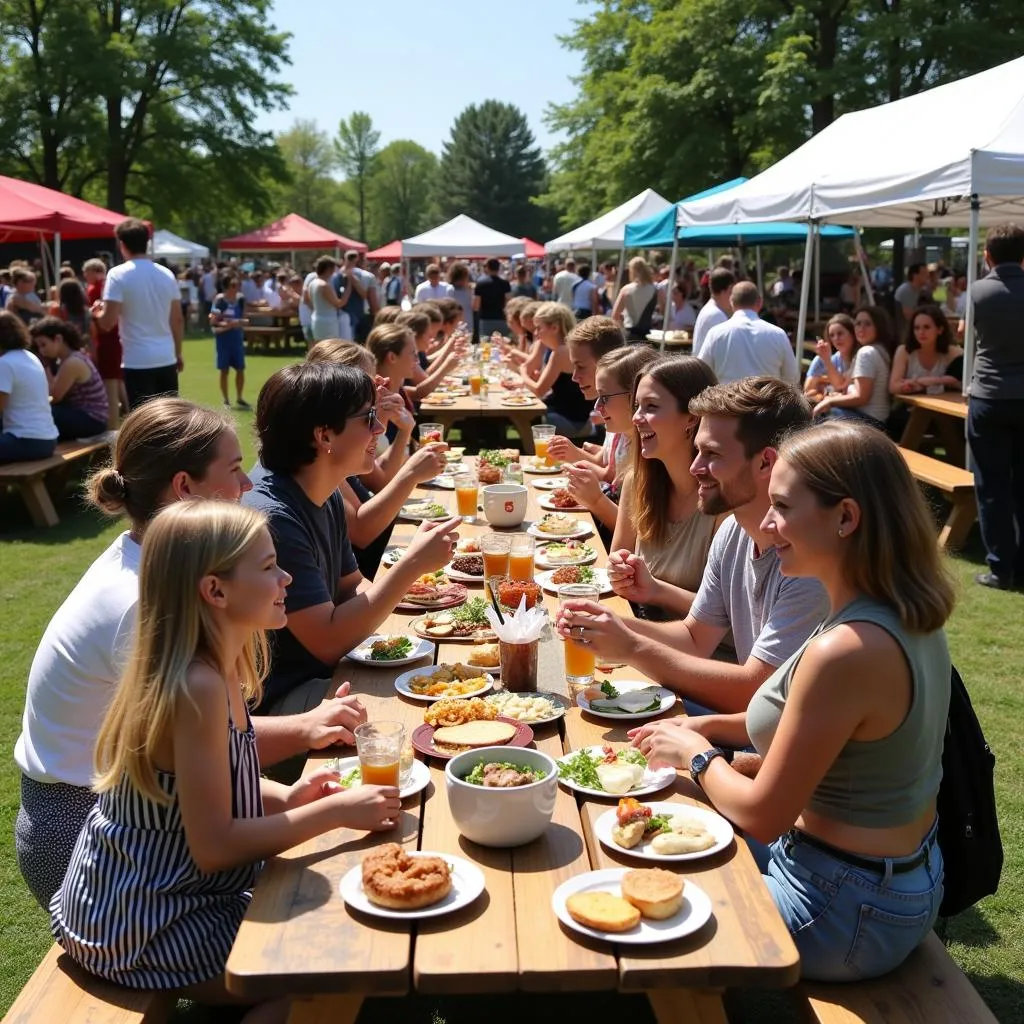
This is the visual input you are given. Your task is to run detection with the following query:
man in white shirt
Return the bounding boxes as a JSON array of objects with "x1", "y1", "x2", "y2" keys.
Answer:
[
  {"x1": 698, "y1": 282, "x2": 799, "y2": 386},
  {"x1": 413, "y1": 264, "x2": 452, "y2": 303},
  {"x1": 200, "y1": 263, "x2": 218, "y2": 333},
  {"x1": 692, "y1": 267, "x2": 735, "y2": 357},
  {"x1": 92, "y1": 218, "x2": 182, "y2": 409},
  {"x1": 552, "y1": 259, "x2": 582, "y2": 307}
]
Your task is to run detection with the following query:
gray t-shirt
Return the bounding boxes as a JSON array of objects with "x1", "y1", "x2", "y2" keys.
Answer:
[
  {"x1": 850, "y1": 344, "x2": 891, "y2": 423},
  {"x1": 894, "y1": 281, "x2": 920, "y2": 314},
  {"x1": 689, "y1": 517, "x2": 829, "y2": 667}
]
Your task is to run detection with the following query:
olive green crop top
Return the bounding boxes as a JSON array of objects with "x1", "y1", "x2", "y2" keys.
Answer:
[{"x1": 745, "y1": 596, "x2": 950, "y2": 828}]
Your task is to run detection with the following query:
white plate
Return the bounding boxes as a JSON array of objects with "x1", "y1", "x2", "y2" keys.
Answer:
[
  {"x1": 576, "y1": 680, "x2": 677, "y2": 721},
  {"x1": 537, "y1": 567, "x2": 612, "y2": 596},
  {"x1": 527, "y1": 519, "x2": 593, "y2": 541},
  {"x1": 594, "y1": 802, "x2": 735, "y2": 862},
  {"x1": 535, "y1": 542, "x2": 598, "y2": 568},
  {"x1": 398, "y1": 502, "x2": 451, "y2": 523},
  {"x1": 382, "y1": 546, "x2": 406, "y2": 567},
  {"x1": 321, "y1": 755, "x2": 432, "y2": 801},
  {"x1": 556, "y1": 746, "x2": 677, "y2": 799},
  {"x1": 443, "y1": 559, "x2": 486, "y2": 583},
  {"x1": 501, "y1": 397, "x2": 538, "y2": 407},
  {"x1": 394, "y1": 666, "x2": 493, "y2": 702},
  {"x1": 523, "y1": 458, "x2": 563, "y2": 474},
  {"x1": 423, "y1": 475, "x2": 456, "y2": 490},
  {"x1": 552, "y1": 869, "x2": 713, "y2": 945},
  {"x1": 346, "y1": 635, "x2": 435, "y2": 667},
  {"x1": 532, "y1": 476, "x2": 569, "y2": 491},
  {"x1": 539, "y1": 494, "x2": 587, "y2": 512},
  {"x1": 340, "y1": 852, "x2": 485, "y2": 920},
  {"x1": 483, "y1": 690, "x2": 569, "y2": 725}
]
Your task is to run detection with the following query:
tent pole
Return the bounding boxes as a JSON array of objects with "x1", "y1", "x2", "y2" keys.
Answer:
[
  {"x1": 662, "y1": 230, "x2": 680, "y2": 352},
  {"x1": 963, "y1": 197, "x2": 980, "y2": 398},
  {"x1": 616, "y1": 243, "x2": 625, "y2": 295},
  {"x1": 813, "y1": 229, "x2": 821, "y2": 323},
  {"x1": 795, "y1": 224, "x2": 815, "y2": 354},
  {"x1": 54, "y1": 232, "x2": 61, "y2": 269},
  {"x1": 38, "y1": 232, "x2": 51, "y2": 296},
  {"x1": 755, "y1": 246, "x2": 764, "y2": 293},
  {"x1": 856, "y1": 229, "x2": 874, "y2": 305}
]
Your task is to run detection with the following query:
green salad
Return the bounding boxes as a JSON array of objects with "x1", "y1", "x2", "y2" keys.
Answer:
[
  {"x1": 477, "y1": 448, "x2": 511, "y2": 468},
  {"x1": 323, "y1": 763, "x2": 363, "y2": 788},
  {"x1": 557, "y1": 747, "x2": 648, "y2": 790},
  {"x1": 368, "y1": 636, "x2": 414, "y2": 661},
  {"x1": 452, "y1": 597, "x2": 490, "y2": 625}
]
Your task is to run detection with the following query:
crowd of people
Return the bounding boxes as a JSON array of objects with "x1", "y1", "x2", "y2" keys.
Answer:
[{"x1": 5, "y1": 217, "x2": 1023, "y2": 1020}]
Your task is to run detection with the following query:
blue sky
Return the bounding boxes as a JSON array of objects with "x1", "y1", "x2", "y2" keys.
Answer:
[{"x1": 257, "y1": 0, "x2": 587, "y2": 157}]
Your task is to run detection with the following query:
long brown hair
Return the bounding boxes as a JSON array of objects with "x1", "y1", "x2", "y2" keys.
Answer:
[
  {"x1": 631, "y1": 356, "x2": 718, "y2": 545},
  {"x1": 779, "y1": 421, "x2": 955, "y2": 632},
  {"x1": 904, "y1": 304, "x2": 954, "y2": 354}
]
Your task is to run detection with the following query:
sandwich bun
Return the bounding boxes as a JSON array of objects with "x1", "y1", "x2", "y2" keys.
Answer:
[
  {"x1": 432, "y1": 720, "x2": 517, "y2": 749},
  {"x1": 620, "y1": 868, "x2": 684, "y2": 920},
  {"x1": 566, "y1": 891, "x2": 641, "y2": 932}
]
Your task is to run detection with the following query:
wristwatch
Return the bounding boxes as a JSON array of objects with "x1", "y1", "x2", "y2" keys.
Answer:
[{"x1": 689, "y1": 747, "x2": 728, "y2": 787}]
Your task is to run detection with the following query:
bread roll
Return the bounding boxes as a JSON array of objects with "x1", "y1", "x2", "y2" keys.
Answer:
[
  {"x1": 566, "y1": 891, "x2": 641, "y2": 932},
  {"x1": 611, "y1": 820, "x2": 647, "y2": 849},
  {"x1": 620, "y1": 868, "x2": 684, "y2": 920},
  {"x1": 432, "y1": 720, "x2": 517, "y2": 748}
]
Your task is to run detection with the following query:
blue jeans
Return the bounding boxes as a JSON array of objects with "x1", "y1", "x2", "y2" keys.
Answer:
[
  {"x1": 0, "y1": 432, "x2": 56, "y2": 463},
  {"x1": 51, "y1": 404, "x2": 107, "y2": 441},
  {"x1": 762, "y1": 822, "x2": 943, "y2": 981}
]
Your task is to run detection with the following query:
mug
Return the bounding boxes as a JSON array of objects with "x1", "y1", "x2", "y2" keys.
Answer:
[{"x1": 481, "y1": 483, "x2": 528, "y2": 527}]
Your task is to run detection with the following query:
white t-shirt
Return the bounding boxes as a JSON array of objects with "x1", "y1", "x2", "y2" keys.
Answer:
[
  {"x1": 15, "y1": 533, "x2": 141, "y2": 787},
  {"x1": 691, "y1": 299, "x2": 729, "y2": 357},
  {"x1": 298, "y1": 271, "x2": 317, "y2": 328},
  {"x1": 698, "y1": 310, "x2": 800, "y2": 386},
  {"x1": 103, "y1": 258, "x2": 179, "y2": 369},
  {"x1": 849, "y1": 344, "x2": 892, "y2": 423},
  {"x1": 414, "y1": 281, "x2": 453, "y2": 303},
  {"x1": 0, "y1": 349, "x2": 58, "y2": 440},
  {"x1": 553, "y1": 270, "x2": 582, "y2": 307}
]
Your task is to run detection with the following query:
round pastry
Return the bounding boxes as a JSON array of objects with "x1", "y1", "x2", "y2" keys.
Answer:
[
  {"x1": 566, "y1": 891, "x2": 641, "y2": 933},
  {"x1": 620, "y1": 868, "x2": 683, "y2": 920},
  {"x1": 361, "y1": 843, "x2": 452, "y2": 910}
]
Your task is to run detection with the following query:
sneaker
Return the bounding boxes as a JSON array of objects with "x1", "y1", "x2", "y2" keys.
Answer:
[
  {"x1": 975, "y1": 572, "x2": 1012, "y2": 590},
  {"x1": 223, "y1": 400, "x2": 231, "y2": 408},
  {"x1": 236, "y1": 398, "x2": 251, "y2": 410}
]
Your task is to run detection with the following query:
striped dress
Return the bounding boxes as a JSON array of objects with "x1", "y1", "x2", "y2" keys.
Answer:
[{"x1": 49, "y1": 712, "x2": 264, "y2": 989}]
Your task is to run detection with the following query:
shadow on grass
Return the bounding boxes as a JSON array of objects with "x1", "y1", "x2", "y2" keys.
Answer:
[
  {"x1": 0, "y1": 486, "x2": 112, "y2": 543},
  {"x1": 939, "y1": 905, "x2": 1002, "y2": 950},
  {"x1": 965, "y1": 971, "x2": 1024, "y2": 1024}
]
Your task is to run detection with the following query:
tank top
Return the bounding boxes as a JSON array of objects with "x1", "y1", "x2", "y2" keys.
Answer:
[
  {"x1": 622, "y1": 283, "x2": 656, "y2": 329},
  {"x1": 746, "y1": 596, "x2": 950, "y2": 828},
  {"x1": 214, "y1": 295, "x2": 245, "y2": 348},
  {"x1": 50, "y1": 707, "x2": 264, "y2": 989},
  {"x1": 543, "y1": 349, "x2": 594, "y2": 425},
  {"x1": 636, "y1": 508, "x2": 716, "y2": 620},
  {"x1": 906, "y1": 348, "x2": 956, "y2": 381},
  {"x1": 311, "y1": 278, "x2": 337, "y2": 319},
  {"x1": 62, "y1": 352, "x2": 109, "y2": 423}
]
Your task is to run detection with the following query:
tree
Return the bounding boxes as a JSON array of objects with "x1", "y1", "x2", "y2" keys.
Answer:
[
  {"x1": 366, "y1": 140, "x2": 439, "y2": 245},
  {"x1": 437, "y1": 101, "x2": 549, "y2": 238},
  {"x1": 0, "y1": 0, "x2": 291, "y2": 215},
  {"x1": 335, "y1": 112, "x2": 380, "y2": 244},
  {"x1": 276, "y1": 120, "x2": 338, "y2": 223},
  {"x1": 543, "y1": 0, "x2": 1024, "y2": 228}
]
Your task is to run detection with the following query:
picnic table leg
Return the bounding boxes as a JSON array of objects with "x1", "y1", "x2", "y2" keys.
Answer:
[
  {"x1": 938, "y1": 492, "x2": 978, "y2": 551},
  {"x1": 646, "y1": 988, "x2": 728, "y2": 1024},
  {"x1": 900, "y1": 408, "x2": 929, "y2": 450},
  {"x1": 508, "y1": 413, "x2": 537, "y2": 454},
  {"x1": 288, "y1": 993, "x2": 363, "y2": 1024},
  {"x1": 19, "y1": 476, "x2": 60, "y2": 528}
]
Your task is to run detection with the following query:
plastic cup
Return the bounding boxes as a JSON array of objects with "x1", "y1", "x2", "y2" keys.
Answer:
[
  {"x1": 354, "y1": 721, "x2": 405, "y2": 788},
  {"x1": 420, "y1": 423, "x2": 445, "y2": 446},
  {"x1": 453, "y1": 471, "x2": 478, "y2": 520},
  {"x1": 558, "y1": 583, "x2": 601, "y2": 698},
  {"x1": 532, "y1": 424, "x2": 557, "y2": 465},
  {"x1": 481, "y1": 533, "x2": 511, "y2": 581},
  {"x1": 508, "y1": 533, "x2": 535, "y2": 581}
]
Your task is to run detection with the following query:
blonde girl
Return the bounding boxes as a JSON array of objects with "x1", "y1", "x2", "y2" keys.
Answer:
[
  {"x1": 611, "y1": 256, "x2": 657, "y2": 339},
  {"x1": 51, "y1": 502, "x2": 399, "y2": 1015}
]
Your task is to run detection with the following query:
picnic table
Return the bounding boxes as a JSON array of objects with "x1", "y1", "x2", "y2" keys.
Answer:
[
  {"x1": 895, "y1": 392, "x2": 968, "y2": 464},
  {"x1": 645, "y1": 331, "x2": 693, "y2": 352},
  {"x1": 225, "y1": 463, "x2": 799, "y2": 1021},
  {"x1": 418, "y1": 386, "x2": 548, "y2": 454}
]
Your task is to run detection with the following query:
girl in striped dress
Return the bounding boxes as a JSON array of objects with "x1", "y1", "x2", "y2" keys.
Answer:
[{"x1": 50, "y1": 502, "x2": 401, "y2": 1019}]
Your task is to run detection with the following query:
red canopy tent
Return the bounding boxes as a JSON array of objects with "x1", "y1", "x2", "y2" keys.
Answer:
[
  {"x1": 365, "y1": 239, "x2": 402, "y2": 262},
  {"x1": 521, "y1": 237, "x2": 545, "y2": 259},
  {"x1": 220, "y1": 213, "x2": 366, "y2": 254}
]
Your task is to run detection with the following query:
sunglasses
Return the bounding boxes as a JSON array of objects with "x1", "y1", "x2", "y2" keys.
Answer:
[
  {"x1": 594, "y1": 390, "x2": 630, "y2": 407},
  {"x1": 347, "y1": 404, "x2": 377, "y2": 430}
]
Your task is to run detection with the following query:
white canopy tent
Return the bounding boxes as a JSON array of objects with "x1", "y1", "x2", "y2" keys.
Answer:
[
  {"x1": 545, "y1": 188, "x2": 672, "y2": 258},
  {"x1": 675, "y1": 56, "x2": 1024, "y2": 368},
  {"x1": 150, "y1": 228, "x2": 209, "y2": 261},
  {"x1": 400, "y1": 215, "x2": 524, "y2": 257}
]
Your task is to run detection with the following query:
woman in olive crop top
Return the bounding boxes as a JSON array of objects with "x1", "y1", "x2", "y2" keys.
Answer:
[{"x1": 629, "y1": 421, "x2": 954, "y2": 981}]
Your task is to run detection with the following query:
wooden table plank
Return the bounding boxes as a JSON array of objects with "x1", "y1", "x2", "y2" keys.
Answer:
[{"x1": 419, "y1": 387, "x2": 547, "y2": 453}]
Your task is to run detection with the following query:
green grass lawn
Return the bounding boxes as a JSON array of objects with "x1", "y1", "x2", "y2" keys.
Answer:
[{"x1": 0, "y1": 334, "x2": 1021, "y2": 1021}]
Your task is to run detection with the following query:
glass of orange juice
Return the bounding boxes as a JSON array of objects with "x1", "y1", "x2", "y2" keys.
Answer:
[
  {"x1": 354, "y1": 721, "x2": 405, "y2": 789},
  {"x1": 508, "y1": 533, "x2": 535, "y2": 581},
  {"x1": 532, "y1": 423, "x2": 557, "y2": 466},
  {"x1": 480, "y1": 533, "x2": 511, "y2": 582},
  {"x1": 558, "y1": 583, "x2": 601, "y2": 697},
  {"x1": 469, "y1": 363, "x2": 484, "y2": 395},
  {"x1": 453, "y1": 471, "x2": 478, "y2": 521}
]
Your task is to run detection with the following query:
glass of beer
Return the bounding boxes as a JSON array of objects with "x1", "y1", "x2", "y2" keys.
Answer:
[
  {"x1": 508, "y1": 533, "x2": 535, "y2": 581},
  {"x1": 480, "y1": 533, "x2": 511, "y2": 582},
  {"x1": 354, "y1": 721, "x2": 405, "y2": 788},
  {"x1": 453, "y1": 471, "x2": 478, "y2": 521},
  {"x1": 558, "y1": 583, "x2": 601, "y2": 698},
  {"x1": 532, "y1": 423, "x2": 557, "y2": 466},
  {"x1": 468, "y1": 363, "x2": 484, "y2": 395},
  {"x1": 420, "y1": 422, "x2": 445, "y2": 447}
]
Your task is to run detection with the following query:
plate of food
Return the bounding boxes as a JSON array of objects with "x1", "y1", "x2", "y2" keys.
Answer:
[
  {"x1": 531, "y1": 476, "x2": 569, "y2": 491},
  {"x1": 537, "y1": 566, "x2": 611, "y2": 595},
  {"x1": 465, "y1": 642, "x2": 500, "y2": 670},
  {"x1": 340, "y1": 845, "x2": 485, "y2": 920},
  {"x1": 444, "y1": 553, "x2": 485, "y2": 583},
  {"x1": 595, "y1": 800, "x2": 734, "y2": 862},
  {"x1": 398, "y1": 499, "x2": 451, "y2": 523},
  {"x1": 412, "y1": 715, "x2": 534, "y2": 760},
  {"x1": 539, "y1": 488, "x2": 586, "y2": 512},
  {"x1": 527, "y1": 514, "x2": 593, "y2": 540},
  {"x1": 423, "y1": 474, "x2": 456, "y2": 490},
  {"x1": 346, "y1": 634, "x2": 434, "y2": 667},
  {"x1": 395, "y1": 572, "x2": 468, "y2": 612},
  {"x1": 419, "y1": 395, "x2": 456, "y2": 406},
  {"x1": 320, "y1": 755, "x2": 431, "y2": 800},
  {"x1": 522, "y1": 456, "x2": 563, "y2": 474},
  {"x1": 484, "y1": 690, "x2": 568, "y2": 725},
  {"x1": 394, "y1": 663, "x2": 493, "y2": 702},
  {"x1": 382, "y1": 546, "x2": 406, "y2": 567},
  {"x1": 445, "y1": 446, "x2": 467, "y2": 463},
  {"x1": 535, "y1": 540, "x2": 598, "y2": 568},
  {"x1": 411, "y1": 597, "x2": 497, "y2": 642},
  {"x1": 576, "y1": 680, "x2": 676, "y2": 721},
  {"x1": 556, "y1": 746, "x2": 677, "y2": 799},
  {"x1": 551, "y1": 867, "x2": 712, "y2": 945},
  {"x1": 501, "y1": 394, "x2": 537, "y2": 407},
  {"x1": 454, "y1": 537, "x2": 481, "y2": 555},
  {"x1": 477, "y1": 448, "x2": 520, "y2": 467}
]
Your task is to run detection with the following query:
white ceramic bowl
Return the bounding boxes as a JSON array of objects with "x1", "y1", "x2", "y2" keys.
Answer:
[
  {"x1": 445, "y1": 746, "x2": 557, "y2": 847},
  {"x1": 481, "y1": 483, "x2": 528, "y2": 527}
]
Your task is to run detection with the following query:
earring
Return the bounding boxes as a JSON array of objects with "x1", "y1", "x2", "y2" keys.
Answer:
[
  {"x1": 327, "y1": 448, "x2": 333, "y2": 456},
  {"x1": 837, "y1": 529, "x2": 844, "y2": 538}
]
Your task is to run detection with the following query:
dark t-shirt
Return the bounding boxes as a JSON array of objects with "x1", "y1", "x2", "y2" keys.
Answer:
[
  {"x1": 474, "y1": 274, "x2": 511, "y2": 319},
  {"x1": 243, "y1": 467, "x2": 358, "y2": 709},
  {"x1": 511, "y1": 283, "x2": 537, "y2": 299}
]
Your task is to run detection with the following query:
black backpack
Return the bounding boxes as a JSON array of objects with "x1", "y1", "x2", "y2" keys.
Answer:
[{"x1": 936, "y1": 665, "x2": 1003, "y2": 917}]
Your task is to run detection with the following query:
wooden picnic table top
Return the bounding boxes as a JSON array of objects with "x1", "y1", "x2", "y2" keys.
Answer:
[
  {"x1": 418, "y1": 386, "x2": 547, "y2": 416},
  {"x1": 225, "y1": 463, "x2": 799, "y2": 1017},
  {"x1": 894, "y1": 391, "x2": 968, "y2": 419}
]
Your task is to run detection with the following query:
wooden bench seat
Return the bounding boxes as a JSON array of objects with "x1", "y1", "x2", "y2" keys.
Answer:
[
  {"x1": 244, "y1": 325, "x2": 289, "y2": 353},
  {"x1": 898, "y1": 446, "x2": 976, "y2": 551},
  {"x1": 795, "y1": 932, "x2": 997, "y2": 1024},
  {"x1": 2, "y1": 943, "x2": 173, "y2": 1024},
  {"x1": 0, "y1": 437, "x2": 111, "y2": 528}
]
